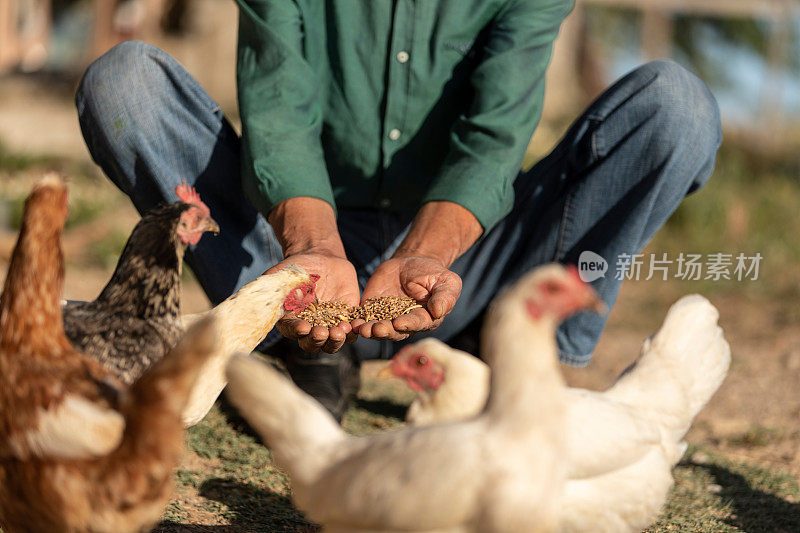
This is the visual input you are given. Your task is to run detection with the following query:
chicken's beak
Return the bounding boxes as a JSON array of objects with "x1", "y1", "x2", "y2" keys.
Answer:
[
  {"x1": 205, "y1": 217, "x2": 220, "y2": 235},
  {"x1": 377, "y1": 364, "x2": 397, "y2": 380}
]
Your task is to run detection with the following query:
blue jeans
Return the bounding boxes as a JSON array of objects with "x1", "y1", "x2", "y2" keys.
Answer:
[{"x1": 75, "y1": 41, "x2": 721, "y2": 366}]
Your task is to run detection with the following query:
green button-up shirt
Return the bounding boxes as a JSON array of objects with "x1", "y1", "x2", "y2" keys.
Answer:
[{"x1": 236, "y1": 0, "x2": 573, "y2": 232}]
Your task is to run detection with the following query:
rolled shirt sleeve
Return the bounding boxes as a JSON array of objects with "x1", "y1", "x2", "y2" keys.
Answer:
[
  {"x1": 235, "y1": 0, "x2": 335, "y2": 217},
  {"x1": 422, "y1": 0, "x2": 575, "y2": 233}
]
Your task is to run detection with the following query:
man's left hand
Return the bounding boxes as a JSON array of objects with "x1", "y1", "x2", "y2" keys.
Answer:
[{"x1": 356, "y1": 255, "x2": 462, "y2": 341}]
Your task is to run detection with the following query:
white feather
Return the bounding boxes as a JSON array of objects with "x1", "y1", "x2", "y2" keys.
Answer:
[{"x1": 9, "y1": 395, "x2": 124, "y2": 460}]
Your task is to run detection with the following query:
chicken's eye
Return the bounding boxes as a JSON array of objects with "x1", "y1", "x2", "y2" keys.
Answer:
[
  {"x1": 415, "y1": 355, "x2": 428, "y2": 367},
  {"x1": 541, "y1": 280, "x2": 562, "y2": 295}
]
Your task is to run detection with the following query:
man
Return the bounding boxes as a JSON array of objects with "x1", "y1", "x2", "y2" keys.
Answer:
[{"x1": 75, "y1": 0, "x2": 721, "y2": 420}]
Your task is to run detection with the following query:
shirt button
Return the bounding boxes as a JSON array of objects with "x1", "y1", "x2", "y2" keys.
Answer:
[
  {"x1": 388, "y1": 128, "x2": 401, "y2": 141},
  {"x1": 379, "y1": 198, "x2": 392, "y2": 209},
  {"x1": 396, "y1": 51, "x2": 409, "y2": 63}
]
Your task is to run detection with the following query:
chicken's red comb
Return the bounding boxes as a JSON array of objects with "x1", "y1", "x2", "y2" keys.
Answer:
[
  {"x1": 175, "y1": 182, "x2": 210, "y2": 217},
  {"x1": 565, "y1": 264, "x2": 582, "y2": 283}
]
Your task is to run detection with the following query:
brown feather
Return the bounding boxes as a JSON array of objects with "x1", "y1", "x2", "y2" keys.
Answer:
[{"x1": 0, "y1": 175, "x2": 216, "y2": 533}]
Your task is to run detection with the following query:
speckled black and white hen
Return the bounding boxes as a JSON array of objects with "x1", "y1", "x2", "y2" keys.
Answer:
[{"x1": 62, "y1": 184, "x2": 218, "y2": 384}]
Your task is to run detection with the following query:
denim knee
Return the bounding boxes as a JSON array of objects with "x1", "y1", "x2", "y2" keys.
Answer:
[
  {"x1": 634, "y1": 60, "x2": 722, "y2": 190},
  {"x1": 75, "y1": 41, "x2": 178, "y2": 195},
  {"x1": 78, "y1": 41, "x2": 170, "y2": 110}
]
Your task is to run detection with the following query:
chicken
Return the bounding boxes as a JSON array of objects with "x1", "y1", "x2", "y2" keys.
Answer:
[
  {"x1": 381, "y1": 337, "x2": 490, "y2": 426},
  {"x1": 62, "y1": 183, "x2": 318, "y2": 425},
  {"x1": 225, "y1": 264, "x2": 603, "y2": 533},
  {"x1": 0, "y1": 175, "x2": 218, "y2": 533},
  {"x1": 63, "y1": 182, "x2": 219, "y2": 384},
  {"x1": 384, "y1": 294, "x2": 731, "y2": 533},
  {"x1": 180, "y1": 266, "x2": 319, "y2": 427}
]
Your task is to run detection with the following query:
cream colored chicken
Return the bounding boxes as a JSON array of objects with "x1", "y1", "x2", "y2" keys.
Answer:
[
  {"x1": 224, "y1": 264, "x2": 603, "y2": 533},
  {"x1": 180, "y1": 266, "x2": 319, "y2": 426},
  {"x1": 384, "y1": 294, "x2": 731, "y2": 533}
]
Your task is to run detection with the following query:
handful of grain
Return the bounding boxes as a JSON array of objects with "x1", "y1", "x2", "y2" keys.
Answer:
[
  {"x1": 353, "y1": 296, "x2": 422, "y2": 322},
  {"x1": 296, "y1": 296, "x2": 422, "y2": 327},
  {"x1": 296, "y1": 301, "x2": 355, "y2": 328}
]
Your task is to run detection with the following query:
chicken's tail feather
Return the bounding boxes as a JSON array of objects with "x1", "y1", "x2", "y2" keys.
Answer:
[
  {"x1": 225, "y1": 354, "x2": 346, "y2": 478},
  {"x1": 606, "y1": 294, "x2": 730, "y2": 440}
]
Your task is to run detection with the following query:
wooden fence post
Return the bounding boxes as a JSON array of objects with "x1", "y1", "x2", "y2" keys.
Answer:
[{"x1": 640, "y1": 8, "x2": 674, "y2": 61}]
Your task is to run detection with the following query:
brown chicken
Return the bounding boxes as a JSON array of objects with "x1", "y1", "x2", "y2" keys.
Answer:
[
  {"x1": 63, "y1": 182, "x2": 219, "y2": 384},
  {"x1": 0, "y1": 174, "x2": 217, "y2": 533}
]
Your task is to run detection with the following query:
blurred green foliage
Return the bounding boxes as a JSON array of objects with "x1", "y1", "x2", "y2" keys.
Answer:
[
  {"x1": 649, "y1": 142, "x2": 800, "y2": 301},
  {"x1": 7, "y1": 193, "x2": 107, "y2": 230},
  {"x1": 86, "y1": 229, "x2": 129, "y2": 269},
  {"x1": 0, "y1": 142, "x2": 55, "y2": 173}
]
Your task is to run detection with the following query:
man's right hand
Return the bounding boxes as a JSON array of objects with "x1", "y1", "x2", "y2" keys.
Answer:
[
  {"x1": 265, "y1": 251, "x2": 360, "y2": 353},
  {"x1": 266, "y1": 197, "x2": 359, "y2": 354}
]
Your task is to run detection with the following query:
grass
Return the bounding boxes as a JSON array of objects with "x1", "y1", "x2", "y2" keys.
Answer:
[
  {"x1": 0, "y1": 141, "x2": 144, "y2": 270},
  {"x1": 157, "y1": 403, "x2": 316, "y2": 532},
  {"x1": 154, "y1": 370, "x2": 414, "y2": 531},
  {"x1": 729, "y1": 426, "x2": 787, "y2": 449},
  {"x1": 645, "y1": 144, "x2": 800, "y2": 302},
  {"x1": 648, "y1": 446, "x2": 800, "y2": 532}
]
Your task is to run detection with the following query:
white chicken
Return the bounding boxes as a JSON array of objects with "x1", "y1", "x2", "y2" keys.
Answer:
[
  {"x1": 180, "y1": 265, "x2": 319, "y2": 426},
  {"x1": 384, "y1": 294, "x2": 731, "y2": 533},
  {"x1": 225, "y1": 264, "x2": 603, "y2": 533}
]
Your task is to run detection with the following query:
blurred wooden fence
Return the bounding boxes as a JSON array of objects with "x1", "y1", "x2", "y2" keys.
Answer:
[
  {"x1": 0, "y1": 0, "x2": 175, "y2": 73},
  {"x1": 2, "y1": 0, "x2": 798, "y2": 147},
  {"x1": 0, "y1": 0, "x2": 50, "y2": 73}
]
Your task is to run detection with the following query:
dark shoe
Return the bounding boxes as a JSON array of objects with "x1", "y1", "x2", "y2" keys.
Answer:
[{"x1": 268, "y1": 340, "x2": 361, "y2": 423}]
